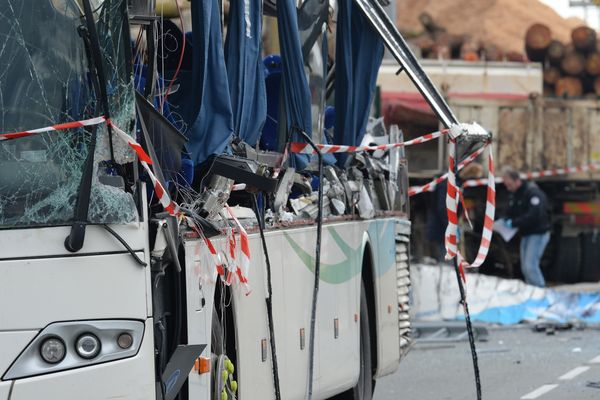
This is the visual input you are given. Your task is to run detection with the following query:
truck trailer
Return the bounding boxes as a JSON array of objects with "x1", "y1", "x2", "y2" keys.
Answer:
[{"x1": 379, "y1": 59, "x2": 600, "y2": 284}]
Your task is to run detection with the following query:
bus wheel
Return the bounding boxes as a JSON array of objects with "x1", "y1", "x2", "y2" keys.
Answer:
[{"x1": 331, "y1": 281, "x2": 373, "y2": 400}]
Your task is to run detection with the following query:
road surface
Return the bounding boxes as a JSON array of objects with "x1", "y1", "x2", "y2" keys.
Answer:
[{"x1": 374, "y1": 325, "x2": 600, "y2": 399}]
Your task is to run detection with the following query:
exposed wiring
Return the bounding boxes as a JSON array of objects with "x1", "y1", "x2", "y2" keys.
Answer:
[
  {"x1": 102, "y1": 224, "x2": 147, "y2": 266},
  {"x1": 252, "y1": 194, "x2": 282, "y2": 400},
  {"x1": 160, "y1": 0, "x2": 186, "y2": 112},
  {"x1": 295, "y1": 129, "x2": 323, "y2": 400}
]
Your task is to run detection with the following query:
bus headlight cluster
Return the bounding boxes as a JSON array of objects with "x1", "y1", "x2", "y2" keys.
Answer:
[
  {"x1": 39, "y1": 337, "x2": 66, "y2": 364},
  {"x1": 3, "y1": 320, "x2": 145, "y2": 380}
]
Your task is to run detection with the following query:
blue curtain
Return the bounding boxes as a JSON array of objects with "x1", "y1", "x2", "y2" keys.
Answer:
[
  {"x1": 277, "y1": 0, "x2": 311, "y2": 170},
  {"x1": 168, "y1": 0, "x2": 234, "y2": 166},
  {"x1": 333, "y1": 0, "x2": 384, "y2": 166},
  {"x1": 224, "y1": 0, "x2": 266, "y2": 146}
]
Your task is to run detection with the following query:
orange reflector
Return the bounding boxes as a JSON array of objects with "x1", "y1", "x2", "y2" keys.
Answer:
[
  {"x1": 194, "y1": 356, "x2": 211, "y2": 374},
  {"x1": 354, "y1": 313, "x2": 358, "y2": 322}
]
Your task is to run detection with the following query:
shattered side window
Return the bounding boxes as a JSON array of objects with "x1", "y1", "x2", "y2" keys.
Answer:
[{"x1": 0, "y1": 0, "x2": 137, "y2": 228}]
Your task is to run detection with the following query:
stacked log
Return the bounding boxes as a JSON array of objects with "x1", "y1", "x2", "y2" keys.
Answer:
[
  {"x1": 405, "y1": 12, "x2": 513, "y2": 62},
  {"x1": 525, "y1": 23, "x2": 552, "y2": 62},
  {"x1": 404, "y1": 12, "x2": 599, "y2": 99},
  {"x1": 531, "y1": 24, "x2": 600, "y2": 98}
]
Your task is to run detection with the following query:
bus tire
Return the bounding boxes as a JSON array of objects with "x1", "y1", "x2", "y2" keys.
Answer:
[{"x1": 331, "y1": 281, "x2": 373, "y2": 400}]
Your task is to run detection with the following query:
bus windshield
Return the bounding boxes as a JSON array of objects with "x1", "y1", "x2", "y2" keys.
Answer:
[{"x1": 0, "y1": 0, "x2": 138, "y2": 228}]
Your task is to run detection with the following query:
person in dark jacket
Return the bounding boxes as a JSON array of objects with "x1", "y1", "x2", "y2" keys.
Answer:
[{"x1": 502, "y1": 166, "x2": 551, "y2": 287}]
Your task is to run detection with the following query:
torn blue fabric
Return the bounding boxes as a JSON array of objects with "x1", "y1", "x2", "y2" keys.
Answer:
[
  {"x1": 224, "y1": 0, "x2": 266, "y2": 146},
  {"x1": 277, "y1": 0, "x2": 311, "y2": 170},
  {"x1": 167, "y1": 0, "x2": 234, "y2": 166},
  {"x1": 334, "y1": 0, "x2": 384, "y2": 166}
]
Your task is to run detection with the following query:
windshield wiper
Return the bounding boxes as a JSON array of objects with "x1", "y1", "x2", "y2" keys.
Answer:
[{"x1": 65, "y1": 0, "x2": 113, "y2": 252}]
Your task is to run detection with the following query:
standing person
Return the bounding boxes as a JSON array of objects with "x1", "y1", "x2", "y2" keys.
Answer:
[{"x1": 502, "y1": 166, "x2": 551, "y2": 287}]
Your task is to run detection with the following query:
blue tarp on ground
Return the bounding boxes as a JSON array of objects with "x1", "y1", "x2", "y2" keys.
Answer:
[
  {"x1": 411, "y1": 264, "x2": 600, "y2": 325},
  {"x1": 333, "y1": 0, "x2": 384, "y2": 166},
  {"x1": 224, "y1": 0, "x2": 266, "y2": 146}
]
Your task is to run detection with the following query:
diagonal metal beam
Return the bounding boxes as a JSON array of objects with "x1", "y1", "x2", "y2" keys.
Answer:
[{"x1": 353, "y1": 0, "x2": 459, "y2": 128}]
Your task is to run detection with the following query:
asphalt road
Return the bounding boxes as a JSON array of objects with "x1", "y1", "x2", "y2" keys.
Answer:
[{"x1": 374, "y1": 325, "x2": 600, "y2": 400}]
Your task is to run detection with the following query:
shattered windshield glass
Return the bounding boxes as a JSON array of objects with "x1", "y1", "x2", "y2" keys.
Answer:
[{"x1": 0, "y1": 0, "x2": 138, "y2": 228}]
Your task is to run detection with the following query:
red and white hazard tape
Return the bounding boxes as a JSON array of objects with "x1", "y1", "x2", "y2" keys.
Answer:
[
  {"x1": 1, "y1": 116, "x2": 253, "y2": 291},
  {"x1": 0, "y1": 116, "x2": 107, "y2": 141},
  {"x1": 407, "y1": 144, "x2": 489, "y2": 197},
  {"x1": 462, "y1": 162, "x2": 600, "y2": 188},
  {"x1": 109, "y1": 122, "x2": 180, "y2": 217},
  {"x1": 225, "y1": 205, "x2": 252, "y2": 296},
  {"x1": 0, "y1": 115, "x2": 181, "y2": 218},
  {"x1": 444, "y1": 141, "x2": 495, "y2": 280},
  {"x1": 289, "y1": 129, "x2": 448, "y2": 155}
]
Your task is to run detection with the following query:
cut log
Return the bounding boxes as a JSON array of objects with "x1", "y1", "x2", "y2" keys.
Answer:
[
  {"x1": 572, "y1": 26, "x2": 597, "y2": 53},
  {"x1": 525, "y1": 23, "x2": 552, "y2": 62},
  {"x1": 547, "y1": 40, "x2": 566, "y2": 66},
  {"x1": 505, "y1": 51, "x2": 526, "y2": 62},
  {"x1": 460, "y1": 38, "x2": 480, "y2": 60},
  {"x1": 411, "y1": 33, "x2": 435, "y2": 57},
  {"x1": 418, "y1": 12, "x2": 446, "y2": 34},
  {"x1": 555, "y1": 76, "x2": 583, "y2": 97},
  {"x1": 586, "y1": 52, "x2": 600, "y2": 76},
  {"x1": 427, "y1": 43, "x2": 451, "y2": 60},
  {"x1": 462, "y1": 51, "x2": 479, "y2": 62},
  {"x1": 434, "y1": 32, "x2": 465, "y2": 58},
  {"x1": 482, "y1": 44, "x2": 504, "y2": 62},
  {"x1": 561, "y1": 51, "x2": 586, "y2": 76},
  {"x1": 543, "y1": 66, "x2": 562, "y2": 86}
]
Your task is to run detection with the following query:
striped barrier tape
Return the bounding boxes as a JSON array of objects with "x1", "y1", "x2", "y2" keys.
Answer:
[
  {"x1": 0, "y1": 115, "x2": 180, "y2": 218},
  {"x1": 462, "y1": 162, "x2": 600, "y2": 188},
  {"x1": 445, "y1": 140, "x2": 495, "y2": 280},
  {"x1": 1, "y1": 116, "x2": 248, "y2": 288},
  {"x1": 225, "y1": 205, "x2": 252, "y2": 296},
  {"x1": 408, "y1": 144, "x2": 489, "y2": 197},
  {"x1": 0, "y1": 116, "x2": 107, "y2": 141},
  {"x1": 289, "y1": 129, "x2": 448, "y2": 154},
  {"x1": 112, "y1": 124, "x2": 241, "y2": 286},
  {"x1": 109, "y1": 122, "x2": 180, "y2": 217}
]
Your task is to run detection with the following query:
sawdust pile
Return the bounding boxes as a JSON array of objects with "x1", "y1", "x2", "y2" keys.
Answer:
[{"x1": 396, "y1": 0, "x2": 586, "y2": 53}]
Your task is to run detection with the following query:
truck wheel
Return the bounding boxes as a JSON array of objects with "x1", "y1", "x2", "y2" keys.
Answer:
[
  {"x1": 554, "y1": 236, "x2": 581, "y2": 284},
  {"x1": 331, "y1": 281, "x2": 373, "y2": 400}
]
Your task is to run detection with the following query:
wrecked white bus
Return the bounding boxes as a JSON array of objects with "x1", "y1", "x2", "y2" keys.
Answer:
[{"x1": 0, "y1": 0, "x2": 485, "y2": 399}]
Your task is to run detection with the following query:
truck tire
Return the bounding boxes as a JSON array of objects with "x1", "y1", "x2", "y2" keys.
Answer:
[
  {"x1": 580, "y1": 233, "x2": 600, "y2": 282},
  {"x1": 330, "y1": 281, "x2": 373, "y2": 400},
  {"x1": 554, "y1": 236, "x2": 581, "y2": 284}
]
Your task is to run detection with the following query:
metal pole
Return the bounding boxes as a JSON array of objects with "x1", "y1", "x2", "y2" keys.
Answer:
[{"x1": 452, "y1": 138, "x2": 482, "y2": 400}]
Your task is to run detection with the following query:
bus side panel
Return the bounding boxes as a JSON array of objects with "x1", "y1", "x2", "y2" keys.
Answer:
[
  {"x1": 269, "y1": 223, "x2": 362, "y2": 399},
  {"x1": 184, "y1": 239, "x2": 220, "y2": 400},
  {"x1": 315, "y1": 223, "x2": 362, "y2": 399},
  {"x1": 231, "y1": 234, "x2": 276, "y2": 400},
  {"x1": 369, "y1": 219, "x2": 401, "y2": 378}
]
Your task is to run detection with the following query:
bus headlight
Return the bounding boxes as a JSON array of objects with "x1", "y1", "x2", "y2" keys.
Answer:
[
  {"x1": 76, "y1": 333, "x2": 101, "y2": 359},
  {"x1": 39, "y1": 337, "x2": 66, "y2": 364},
  {"x1": 3, "y1": 320, "x2": 144, "y2": 380}
]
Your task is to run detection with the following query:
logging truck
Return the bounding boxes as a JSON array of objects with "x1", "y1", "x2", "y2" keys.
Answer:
[{"x1": 379, "y1": 59, "x2": 600, "y2": 285}]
